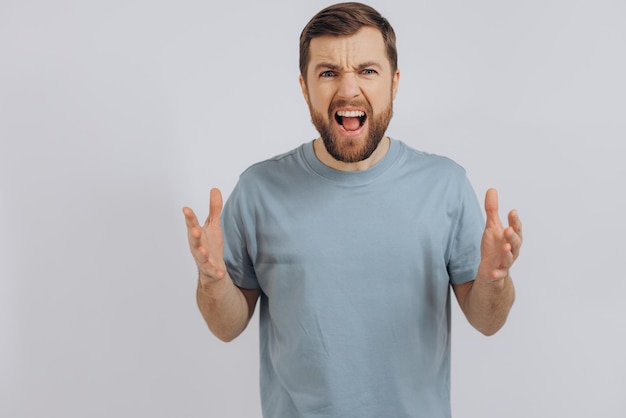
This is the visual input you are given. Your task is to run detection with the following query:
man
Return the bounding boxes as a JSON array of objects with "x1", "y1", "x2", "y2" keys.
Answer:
[{"x1": 183, "y1": 2, "x2": 522, "y2": 417}]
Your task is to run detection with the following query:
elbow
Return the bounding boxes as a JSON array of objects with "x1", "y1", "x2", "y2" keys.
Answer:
[
  {"x1": 216, "y1": 334, "x2": 237, "y2": 343},
  {"x1": 209, "y1": 321, "x2": 248, "y2": 343},
  {"x1": 473, "y1": 317, "x2": 508, "y2": 336},
  {"x1": 478, "y1": 326, "x2": 501, "y2": 337},
  {"x1": 210, "y1": 325, "x2": 244, "y2": 343}
]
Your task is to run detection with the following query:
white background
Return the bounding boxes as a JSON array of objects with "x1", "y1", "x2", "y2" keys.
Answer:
[{"x1": 1, "y1": 0, "x2": 625, "y2": 417}]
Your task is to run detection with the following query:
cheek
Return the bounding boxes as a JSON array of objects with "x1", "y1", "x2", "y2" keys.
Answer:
[
  {"x1": 308, "y1": 92, "x2": 332, "y2": 113},
  {"x1": 306, "y1": 82, "x2": 334, "y2": 103},
  {"x1": 370, "y1": 88, "x2": 394, "y2": 110}
]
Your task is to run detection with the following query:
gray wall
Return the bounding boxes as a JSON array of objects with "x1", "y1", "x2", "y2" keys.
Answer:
[{"x1": 1, "y1": 0, "x2": 624, "y2": 416}]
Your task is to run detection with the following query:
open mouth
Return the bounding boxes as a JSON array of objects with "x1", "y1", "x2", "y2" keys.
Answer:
[{"x1": 334, "y1": 110, "x2": 367, "y2": 131}]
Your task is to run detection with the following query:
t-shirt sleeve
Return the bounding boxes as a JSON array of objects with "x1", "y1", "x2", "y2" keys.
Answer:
[
  {"x1": 222, "y1": 182, "x2": 260, "y2": 290},
  {"x1": 446, "y1": 173, "x2": 484, "y2": 285}
]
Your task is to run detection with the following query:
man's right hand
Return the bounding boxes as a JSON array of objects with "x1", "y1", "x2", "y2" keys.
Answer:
[{"x1": 183, "y1": 188, "x2": 228, "y2": 285}]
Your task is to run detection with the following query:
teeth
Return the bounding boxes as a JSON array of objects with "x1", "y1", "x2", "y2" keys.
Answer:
[{"x1": 336, "y1": 110, "x2": 365, "y2": 117}]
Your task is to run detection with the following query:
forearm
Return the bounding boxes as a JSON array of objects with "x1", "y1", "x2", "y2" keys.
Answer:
[
  {"x1": 462, "y1": 276, "x2": 515, "y2": 336},
  {"x1": 196, "y1": 272, "x2": 251, "y2": 342}
]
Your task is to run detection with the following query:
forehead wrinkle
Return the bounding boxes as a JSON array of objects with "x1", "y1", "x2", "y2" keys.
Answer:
[
  {"x1": 308, "y1": 28, "x2": 389, "y2": 74},
  {"x1": 311, "y1": 39, "x2": 365, "y2": 70}
]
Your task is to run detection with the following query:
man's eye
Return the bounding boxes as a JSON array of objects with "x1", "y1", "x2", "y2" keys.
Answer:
[
  {"x1": 362, "y1": 69, "x2": 377, "y2": 75},
  {"x1": 320, "y1": 71, "x2": 335, "y2": 78}
]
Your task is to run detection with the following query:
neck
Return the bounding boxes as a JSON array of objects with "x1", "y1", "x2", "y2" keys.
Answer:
[{"x1": 313, "y1": 137, "x2": 390, "y2": 172}]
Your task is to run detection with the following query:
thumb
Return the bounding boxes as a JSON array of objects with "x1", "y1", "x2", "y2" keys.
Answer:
[
  {"x1": 484, "y1": 188, "x2": 501, "y2": 226},
  {"x1": 207, "y1": 188, "x2": 223, "y2": 226}
]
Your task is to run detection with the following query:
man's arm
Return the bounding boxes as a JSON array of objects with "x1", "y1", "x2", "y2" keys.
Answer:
[
  {"x1": 195, "y1": 274, "x2": 260, "y2": 342},
  {"x1": 453, "y1": 188, "x2": 522, "y2": 336},
  {"x1": 184, "y1": 188, "x2": 260, "y2": 342}
]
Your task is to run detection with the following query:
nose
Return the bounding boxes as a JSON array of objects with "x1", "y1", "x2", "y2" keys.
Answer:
[{"x1": 337, "y1": 73, "x2": 361, "y2": 99}]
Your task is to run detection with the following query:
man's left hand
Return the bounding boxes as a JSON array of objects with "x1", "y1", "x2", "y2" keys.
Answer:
[{"x1": 477, "y1": 188, "x2": 523, "y2": 283}]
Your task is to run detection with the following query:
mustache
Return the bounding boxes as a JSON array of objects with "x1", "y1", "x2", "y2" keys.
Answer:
[{"x1": 328, "y1": 100, "x2": 372, "y2": 115}]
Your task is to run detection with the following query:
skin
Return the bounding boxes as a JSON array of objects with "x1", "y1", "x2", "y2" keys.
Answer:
[
  {"x1": 183, "y1": 189, "x2": 259, "y2": 342},
  {"x1": 184, "y1": 27, "x2": 522, "y2": 341},
  {"x1": 300, "y1": 27, "x2": 400, "y2": 172},
  {"x1": 454, "y1": 188, "x2": 521, "y2": 336}
]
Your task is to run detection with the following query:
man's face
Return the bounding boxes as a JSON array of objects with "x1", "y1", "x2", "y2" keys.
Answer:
[{"x1": 300, "y1": 27, "x2": 400, "y2": 163}]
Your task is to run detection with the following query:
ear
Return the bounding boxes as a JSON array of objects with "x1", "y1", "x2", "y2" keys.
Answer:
[
  {"x1": 299, "y1": 74, "x2": 310, "y2": 104},
  {"x1": 391, "y1": 69, "x2": 400, "y2": 100}
]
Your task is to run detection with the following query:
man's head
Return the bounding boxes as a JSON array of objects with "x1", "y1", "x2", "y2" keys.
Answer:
[
  {"x1": 298, "y1": 3, "x2": 400, "y2": 166},
  {"x1": 299, "y1": 2, "x2": 398, "y2": 84}
]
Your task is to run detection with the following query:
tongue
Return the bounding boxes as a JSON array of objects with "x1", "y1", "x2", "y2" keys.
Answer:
[{"x1": 342, "y1": 116, "x2": 361, "y2": 131}]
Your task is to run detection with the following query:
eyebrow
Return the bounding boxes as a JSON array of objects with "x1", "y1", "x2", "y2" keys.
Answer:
[{"x1": 313, "y1": 61, "x2": 383, "y2": 73}]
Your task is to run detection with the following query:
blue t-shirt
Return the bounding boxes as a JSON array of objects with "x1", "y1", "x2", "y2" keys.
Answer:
[{"x1": 222, "y1": 139, "x2": 484, "y2": 418}]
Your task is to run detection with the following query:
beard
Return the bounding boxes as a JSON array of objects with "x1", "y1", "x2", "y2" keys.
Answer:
[{"x1": 309, "y1": 99, "x2": 393, "y2": 163}]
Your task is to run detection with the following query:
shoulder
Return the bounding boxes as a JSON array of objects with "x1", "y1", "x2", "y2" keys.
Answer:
[
  {"x1": 229, "y1": 143, "x2": 312, "y2": 202},
  {"x1": 394, "y1": 139, "x2": 468, "y2": 177},
  {"x1": 239, "y1": 145, "x2": 304, "y2": 182}
]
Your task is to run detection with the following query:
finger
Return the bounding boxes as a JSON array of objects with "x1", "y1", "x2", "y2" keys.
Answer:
[
  {"x1": 484, "y1": 188, "x2": 502, "y2": 227},
  {"x1": 198, "y1": 262, "x2": 226, "y2": 281},
  {"x1": 500, "y1": 243, "x2": 515, "y2": 268},
  {"x1": 182, "y1": 206, "x2": 201, "y2": 230},
  {"x1": 206, "y1": 188, "x2": 223, "y2": 226},
  {"x1": 508, "y1": 209, "x2": 523, "y2": 241},
  {"x1": 491, "y1": 267, "x2": 511, "y2": 281},
  {"x1": 504, "y1": 227, "x2": 522, "y2": 260},
  {"x1": 183, "y1": 207, "x2": 209, "y2": 252},
  {"x1": 196, "y1": 246, "x2": 226, "y2": 281}
]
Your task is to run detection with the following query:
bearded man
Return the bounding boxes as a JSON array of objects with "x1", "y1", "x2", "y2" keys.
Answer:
[{"x1": 183, "y1": 3, "x2": 523, "y2": 417}]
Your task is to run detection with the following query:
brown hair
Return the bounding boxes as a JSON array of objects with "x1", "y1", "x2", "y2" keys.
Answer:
[{"x1": 299, "y1": 2, "x2": 398, "y2": 82}]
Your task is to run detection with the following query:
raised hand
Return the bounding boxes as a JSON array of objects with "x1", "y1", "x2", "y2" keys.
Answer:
[
  {"x1": 477, "y1": 188, "x2": 523, "y2": 283},
  {"x1": 183, "y1": 188, "x2": 228, "y2": 284}
]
